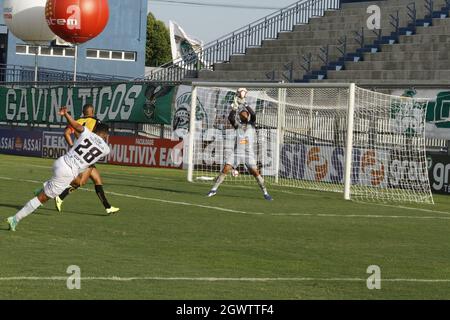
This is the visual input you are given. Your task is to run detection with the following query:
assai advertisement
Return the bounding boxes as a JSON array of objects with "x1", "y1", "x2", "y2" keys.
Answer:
[{"x1": 0, "y1": 128, "x2": 42, "y2": 157}]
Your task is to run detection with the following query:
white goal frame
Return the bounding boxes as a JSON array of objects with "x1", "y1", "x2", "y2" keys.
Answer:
[
  {"x1": 187, "y1": 82, "x2": 356, "y2": 200},
  {"x1": 186, "y1": 81, "x2": 432, "y2": 204}
]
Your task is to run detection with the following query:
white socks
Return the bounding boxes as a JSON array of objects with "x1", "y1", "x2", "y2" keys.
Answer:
[
  {"x1": 15, "y1": 197, "x2": 42, "y2": 222},
  {"x1": 212, "y1": 173, "x2": 226, "y2": 191},
  {"x1": 212, "y1": 173, "x2": 268, "y2": 195},
  {"x1": 256, "y1": 175, "x2": 268, "y2": 195}
]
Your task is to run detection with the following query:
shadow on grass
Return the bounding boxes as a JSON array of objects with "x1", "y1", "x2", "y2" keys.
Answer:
[
  {"x1": 32, "y1": 206, "x2": 108, "y2": 218},
  {"x1": 105, "y1": 183, "x2": 202, "y2": 196},
  {"x1": 107, "y1": 183, "x2": 255, "y2": 200},
  {"x1": 57, "y1": 209, "x2": 109, "y2": 218},
  {"x1": 0, "y1": 203, "x2": 22, "y2": 211},
  {"x1": 105, "y1": 182, "x2": 269, "y2": 201},
  {"x1": 0, "y1": 203, "x2": 64, "y2": 216},
  {"x1": 0, "y1": 223, "x2": 11, "y2": 232}
]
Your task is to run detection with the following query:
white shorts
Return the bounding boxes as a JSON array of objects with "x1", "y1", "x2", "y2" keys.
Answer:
[
  {"x1": 225, "y1": 152, "x2": 257, "y2": 169},
  {"x1": 43, "y1": 158, "x2": 78, "y2": 199}
]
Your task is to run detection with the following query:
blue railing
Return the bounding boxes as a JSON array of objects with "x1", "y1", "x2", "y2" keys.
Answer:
[
  {"x1": 145, "y1": 0, "x2": 340, "y2": 81},
  {"x1": 0, "y1": 64, "x2": 133, "y2": 82}
]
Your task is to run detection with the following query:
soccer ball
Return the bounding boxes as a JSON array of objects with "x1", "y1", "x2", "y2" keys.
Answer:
[{"x1": 231, "y1": 169, "x2": 239, "y2": 177}]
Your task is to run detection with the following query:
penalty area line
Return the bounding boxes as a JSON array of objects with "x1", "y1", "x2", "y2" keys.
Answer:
[
  {"x1": 369, "y1": 202, "x2": 450, "y2": 216},
  {"x1": 96, "y1": 190, "x2": 450, "y2": 221}
]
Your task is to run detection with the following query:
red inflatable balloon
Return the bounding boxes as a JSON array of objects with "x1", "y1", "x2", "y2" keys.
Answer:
[{"x1": 45, "y1": 0, "x2": 109, "y2": 44}]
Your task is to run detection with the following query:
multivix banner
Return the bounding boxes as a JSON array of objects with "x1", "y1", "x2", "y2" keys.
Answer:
[{"x1": 0, "y1": 83, "x2": 176, "y2": 124}]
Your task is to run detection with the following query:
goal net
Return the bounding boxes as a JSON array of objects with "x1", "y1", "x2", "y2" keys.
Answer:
[{"x1": 186, "y1": 82, "x2": 433, "y2": 204}]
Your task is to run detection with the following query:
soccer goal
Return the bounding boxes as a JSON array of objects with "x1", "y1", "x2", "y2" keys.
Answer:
[{"x1": 186, "y1": 82, "x2": 433, "y2": 204}]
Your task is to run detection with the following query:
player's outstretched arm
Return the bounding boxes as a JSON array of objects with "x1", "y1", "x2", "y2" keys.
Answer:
[
  {"x1": 59, "y1": 107, "x2": 84, "y2": 134},
  {"x1": 228, "y1": 110, "x2": 238, "y2": 129},
  {"x1": 64, "y1": 127, "x2": 74, "y2": 147},
  {"x1": 246, "y1": 106, "x2": 256, "y2": 123}
]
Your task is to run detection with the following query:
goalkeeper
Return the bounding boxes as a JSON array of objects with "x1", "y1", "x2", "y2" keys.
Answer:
[{"x1": 207, "y1": 88, "x2": 273, "y2": 201}]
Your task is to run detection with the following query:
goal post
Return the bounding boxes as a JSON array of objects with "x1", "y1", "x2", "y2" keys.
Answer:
[
  {"x1": 187, "y1": 85, "x2": 198, "y2": 183},
  {"x1": 344, "y1": 83, "x2": 356, "y2": 201},
  {"x1": 275, "y1": 86, "x2": 287, "y2": 184},
  {"x1": 186, "y1": 81, "x2": 433, "y2": 204}
]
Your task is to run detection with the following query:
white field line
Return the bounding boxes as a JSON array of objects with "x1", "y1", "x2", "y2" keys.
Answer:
[
  {"x1": 270, "y1": 213, "x2": 450, "y2": 220},
  {"x1": 1, "y1": 176, "x2": 450, "y2": 220},
  {"x1": 3, "y1": 162, "x2": 443, "y2": 204},
  {"x1": 0, "y1": 162, "x2": 324, "y2": 197},
  {"x1": 0, "y1": 276, "x2": 450, "y2": 283},
  {"x1": 371, "y1": 203, "x2": 450, "y2": 216}
]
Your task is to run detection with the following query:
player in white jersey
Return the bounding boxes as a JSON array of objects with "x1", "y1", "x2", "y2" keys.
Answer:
[
  {"x1": 207, "y1": 88, "x2": 273, "y2": 201},
  {"x1": 6, "y1": 107, "x2": 111, "y2": 232},
  {"x1": 54, "y1": 104, "x2": 119, "y2": 215}
]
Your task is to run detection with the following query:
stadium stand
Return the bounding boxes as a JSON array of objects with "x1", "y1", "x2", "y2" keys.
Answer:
[{"x1": 148, "y1": 0, "x2": 450, "y2": 84}]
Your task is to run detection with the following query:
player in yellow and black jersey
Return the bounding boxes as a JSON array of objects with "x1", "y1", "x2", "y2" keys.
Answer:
[
  {"x1": 55, "y1": 104, "x2": 120, "y2": 214},
  {"x1": 70, "y1": 116, "x2": 100, "y2": 136}
]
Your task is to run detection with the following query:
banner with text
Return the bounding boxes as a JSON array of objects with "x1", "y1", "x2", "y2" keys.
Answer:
[
  {"x1": 0, "y1": 128, "x2": 42, "y2": 157},
  {"x1": 108, "y1": 136, "x2": 183, "y2": 169},
  {"x1": 391, "y1": 89, "x2": 450, "y2": 140},
  {"x1": 427, "y1": 152, "x2": 450, "y2": 195},
  {"x1": 280, "y1": 144, "x2": 428, "y2": 189},
  {"x1": 0, "y1": 83, "x2": 176, "y2": 125}
]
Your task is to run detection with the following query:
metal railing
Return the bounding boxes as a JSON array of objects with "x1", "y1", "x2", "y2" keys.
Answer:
[
  {"x1": 0, "y1": 64, "x2": 133, "y2": 82},
  {"x1": 145, "y1": 0, "x2": 340, "y2": 81},
  {"x1": 407, "y1": 2, "x2": 417, "y2": 29},
  {"x1": 301, "y1": 52, "x2": 313, "y2": 73},
  {"x1": 425, "y1": 0, "x2": 434, "y2": 17}
]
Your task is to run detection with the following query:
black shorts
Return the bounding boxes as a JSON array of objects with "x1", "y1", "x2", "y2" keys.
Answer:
[{"x1": 89, "y1": 164, "x2": 97, "y2": 169}]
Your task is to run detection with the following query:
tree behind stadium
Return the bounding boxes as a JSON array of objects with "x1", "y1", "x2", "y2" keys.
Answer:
[{"x1": 146, "y1": 12, "x2": 171, "y2": 67}]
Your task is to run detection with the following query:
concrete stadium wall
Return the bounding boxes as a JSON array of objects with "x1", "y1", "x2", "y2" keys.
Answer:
[{"x1": 0, "y1": 0, "x2": 147, "y2": 79}]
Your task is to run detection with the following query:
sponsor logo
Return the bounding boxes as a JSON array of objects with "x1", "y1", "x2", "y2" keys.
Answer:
[
  {"x1": 361, "y1": 150, "x2": 385, "y2": 186},
  {"x1": 22, "y1": 138, "x2": 41, "y2": 152},
  {"x1": 46, "y1": 4, "x2": 81, "y2": 30},
  {"x1": 42, "y1": 131, "x2": 69, "y2": 159},
  {"x1": 108, "y1": 137, "x2": 182, "y2": 169},
  {"x1": 14, "y1": 137, "x2": 23, "y2": 151},
  {"x1": 307, "y1": 147, "x2": 328, "y2": 181},
  {"x1": 142, "y1": 85, "x2": 173, "y2": 120},
  {"x1": 389, "y1": 157, "x2": 427, "y2": 188},
  {"x1": 0, "y1": 137, "x2": 14, "y2": 150},
  {"x1": 280, "y1": 144, "x2": 428, "y2": 190},
  {"x1": 46, "y1": 18, "x2": 79, "y2": 27},
  {"x1": 428, "y1": 153, "x2": 450, "y2": 194},
  {"x1": 0, "y1": 130, "x2": 42, "y2": 156},
  {"x1": 432, "y1": 162, "x2": 450, "y2": 192}
]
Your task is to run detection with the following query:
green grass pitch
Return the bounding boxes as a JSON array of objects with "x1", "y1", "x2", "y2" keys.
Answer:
[{"x1": 1, "y1": 153, "x2": 450, "y2": 299}]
